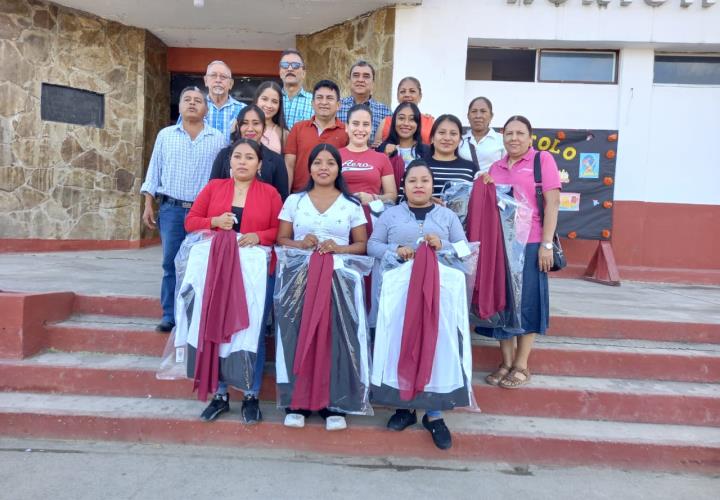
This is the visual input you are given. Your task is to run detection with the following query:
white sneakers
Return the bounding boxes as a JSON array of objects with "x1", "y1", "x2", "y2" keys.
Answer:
[
  {"x1": 283, "y1": 413, "x2": 305, "y2": 428},
  {"x1": 325, "y1": 416, "x2": 347, "y2": 431},
  {"x1": 283, "y1": 413, "x2": 348, "y2": 431}
]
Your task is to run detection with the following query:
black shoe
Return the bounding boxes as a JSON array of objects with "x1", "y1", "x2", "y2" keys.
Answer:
[
  {"x1": 200, "y1": 393, "x2": 230, "y2": 422},
  {"x1": 155, "y1": 320, "x2": 175, "y2": 333},
  {"x1": 422, "y1": 414, "x2": 452, "y2": 450},
  {"x1": 241, "y1": 394, "x2": 262, "y2": 424},
  {"x1": 387, "y1": 409, "x2": 417, "y2": 431}
]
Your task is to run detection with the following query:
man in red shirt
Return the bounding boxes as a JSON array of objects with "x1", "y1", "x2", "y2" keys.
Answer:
[{"x1": 285, "y1": 80, "x2": 349, "y2": 192}]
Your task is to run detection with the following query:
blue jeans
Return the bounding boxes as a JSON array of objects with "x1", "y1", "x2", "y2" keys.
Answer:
[
  {"x1": 218, "y1": 273, "x2": 275, "y2": 397},
  {"x1": 158, "y1": 202, "x2": 189, "y2": 323}
]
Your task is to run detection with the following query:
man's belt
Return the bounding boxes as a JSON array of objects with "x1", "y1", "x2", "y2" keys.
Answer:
[{"x1": 157, "y1": 194, "x2": 192, "y2": 209}]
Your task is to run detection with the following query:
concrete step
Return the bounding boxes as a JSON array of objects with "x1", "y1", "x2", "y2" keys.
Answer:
[
  {"x1": 45, "y1": 314, "x2": 166, "y2": 356},
  {"x1": 44, "y1": 314, "x2": 720, "y2": 382},
  {"x1": 70, "y1": 294, "x2": 720, "y2": 343},
  {"x1": 472, "y1": 335, "x2": 720, "y2": 383},
  {"x1": 2, "y1": 351, "x2": 719, "y2": 427},
  {"x1": 0, "y1": 392, "x2": 718, "y2": 473}
]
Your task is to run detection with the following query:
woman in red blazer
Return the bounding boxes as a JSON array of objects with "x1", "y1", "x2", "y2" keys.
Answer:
[{"x1": 185, "y1": 138, "x2": 282, "y2": 425}]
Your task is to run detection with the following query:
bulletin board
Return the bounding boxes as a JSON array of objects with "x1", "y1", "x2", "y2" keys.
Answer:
[{"x1": 531, "y1": 129, "x2": 618, "y2": 241}]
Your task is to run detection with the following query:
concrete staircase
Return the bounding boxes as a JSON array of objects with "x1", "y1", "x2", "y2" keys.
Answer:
[{"x1": 1, "y1": 294, "x2": 719, "y2": 472}]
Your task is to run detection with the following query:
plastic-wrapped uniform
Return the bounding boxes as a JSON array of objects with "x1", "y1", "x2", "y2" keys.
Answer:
[
  {"x1": 274, "y1": 247, "x2": 374, "y2": 415},
  {"x1": 370, "y1": 249, "x2": 476, "y2": 411},
  {"x1": 172, "y1": 233, "x2": 270, "y2": 393}
]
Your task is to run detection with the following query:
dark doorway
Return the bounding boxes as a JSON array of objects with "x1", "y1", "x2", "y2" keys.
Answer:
[{"x1": 170, "y1": 74, "x2": 282, "y2": 122}]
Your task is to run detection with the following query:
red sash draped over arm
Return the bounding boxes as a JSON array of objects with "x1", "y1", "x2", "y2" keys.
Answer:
[
  {"x1": 397, "y1": 243, "x2": 440, "y2": 401},
  {"x1": 466, "y1": 179, "x2": 506, "y2": 319},
  {"x1": 290, "y1": 251, "x2": 335, "y2": 410},
  {"x1": 193, "y1": 229, "x2": 250, "y2": 401}
]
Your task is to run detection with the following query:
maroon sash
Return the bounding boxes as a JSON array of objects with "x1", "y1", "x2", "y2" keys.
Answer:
[
  {"x1": 193, "y1": 230, "x2": 250, "y2": 401},
  {"x1": 466, "y1": 179, "x2": 506, "y2": 319},
  {"x1": 397, "y1": 243, "x2": 440, "y2": 400},
  {"x1": 290, "y1": 251, "x2": 335, "y2": 410}
]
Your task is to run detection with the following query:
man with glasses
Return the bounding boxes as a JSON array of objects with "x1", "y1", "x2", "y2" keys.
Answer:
[
  {"x1": 178, "y1": 60, "x2": 245, "y2": 143},
  {"x1": 338, "y1": 60, "x2": 391, "y2": 145},
  {"x1": 284, "y1": 80, "x2": 349, "y2": 192},
  {"x1": 141, "y1": 86, "x2": 225, "y2": 333},
  {"x1": 279, "y1": 49, "x2": 313, "y2": 131}
]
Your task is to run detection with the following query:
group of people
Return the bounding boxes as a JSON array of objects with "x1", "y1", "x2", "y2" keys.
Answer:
[{"x1": 140, "y1": 50, "x2": 561, "y2": 450}]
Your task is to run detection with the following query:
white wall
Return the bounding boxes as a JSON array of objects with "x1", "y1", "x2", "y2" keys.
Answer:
[{"x1": 392, "y1": 0, "x2": 720, "y2": 205}]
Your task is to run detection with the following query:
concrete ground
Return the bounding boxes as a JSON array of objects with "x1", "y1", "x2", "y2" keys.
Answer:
[
  {"x1": 0, "y1": 246, "x2": 719, "y2": 323},
  {"x1": 0, "y1": 438, "x2": 717, "y2": 500}
]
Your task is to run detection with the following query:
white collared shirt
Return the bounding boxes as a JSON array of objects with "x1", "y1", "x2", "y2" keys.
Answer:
[{"x1": 458, "y1": 128, "x2": 505, "y2": 173}]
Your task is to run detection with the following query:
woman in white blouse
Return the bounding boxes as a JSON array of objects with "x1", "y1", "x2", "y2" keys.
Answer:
[
  {"x1": 276, "y1": 143, "x2": 368, "y2": 431},
  {"x1": 458, "y1": 97, "x2": 505, "y2": 173}
]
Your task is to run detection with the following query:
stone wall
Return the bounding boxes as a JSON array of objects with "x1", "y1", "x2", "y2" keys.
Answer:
[
  {"x1": 296, "y1": 7, "x2": 395, "y2": 106},
  {"x1": 140, "y1": 32, "x2": 170, "y2": 239},
  {"x1": 0, "y1": 0, "x2": 169, "y2": 241}
]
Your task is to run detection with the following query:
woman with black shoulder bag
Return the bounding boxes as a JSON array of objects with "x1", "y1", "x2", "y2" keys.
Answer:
[{"x1": 478, "y1": 115, "x2": 561, "y2": 389}]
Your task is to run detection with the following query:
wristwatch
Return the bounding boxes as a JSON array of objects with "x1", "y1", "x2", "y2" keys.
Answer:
[{"x1": 541, "y1": 242, "x2": 554, "y2": 250}]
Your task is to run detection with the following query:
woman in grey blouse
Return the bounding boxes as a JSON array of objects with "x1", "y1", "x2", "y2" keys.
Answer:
[
  {"x1": 368, "y1": 161, "x2": 466, "y2": 261},
  {"x1": 367, "y1": 159, "x2": 467, "y2": 450}
]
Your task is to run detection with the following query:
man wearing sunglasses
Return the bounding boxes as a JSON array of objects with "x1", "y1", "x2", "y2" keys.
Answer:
[
  {"x1": 279, "y1": 49, "x2": 313, "y2": 131},
  {"x1": 178, "y1": 60, "x2": 245, "y2": 144}
]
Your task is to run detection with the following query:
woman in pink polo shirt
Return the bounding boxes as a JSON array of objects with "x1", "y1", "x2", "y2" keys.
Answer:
[{"x1": 481, "y1": 115, "x2": 561, "y2": 389}]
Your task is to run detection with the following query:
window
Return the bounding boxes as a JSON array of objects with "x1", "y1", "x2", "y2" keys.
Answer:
[
  {"x1": 466, "y1": 47, "x2": 618, "y2": 84},
  {"x1": 41, "y1": 83, "x2": 104, "y2": 128},
  {"x1": 466, "y1": 48, "x2": 535, "y2": 82},
  {"x1": 654, "y1": 55, "x2": 720, "y2": 85},
  {"x1": 538, "y1": 50, "x2": 617, "y2": 84}
]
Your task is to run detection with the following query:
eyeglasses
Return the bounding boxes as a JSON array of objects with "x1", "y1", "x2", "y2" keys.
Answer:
[
  {"x1": 280, "y1": 61, "x2": 304, "y2": 70},
  {"x1": 206, "y1": 72, "x2": 231, "y2": 81}
]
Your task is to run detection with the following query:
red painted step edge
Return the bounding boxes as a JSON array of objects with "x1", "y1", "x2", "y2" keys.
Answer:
[
  {"x1": 70, "y1": 295, "x2": 720, "y2": 344},
  {"x1": 40, "y1": 322, "x2": 720, "y2": 383},
  {"x1": 0, "y1": 412, "x2": 717, "y2": 473},
  {"x1": 73, "y1": 295, "x2": 161, "y2": 318},
  {"x1": 44, "y1": 325, "x2": 168, "y2": 356},
  {"x1": 1, "y1": 363, "x2": 718, "y2": 427},
  {"x1": 472, "y1": 344, "x2": 719, "y2": 383},
  {"x1": 549, "y1": 316, "x2": 720, "y2": 344}
]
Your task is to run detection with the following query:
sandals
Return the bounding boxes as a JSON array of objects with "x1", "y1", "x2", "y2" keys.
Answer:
[
  {"x1": 499, "y1": 367, "x2": 531, "y2": 389},
  {"x1": 485, "y1": 364, "x2": 512, "y2": 386}
]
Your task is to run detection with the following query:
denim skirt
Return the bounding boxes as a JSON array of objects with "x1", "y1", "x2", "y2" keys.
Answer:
[{"x1": 476, "y1": 243, "x2": 549, "y2": 340}]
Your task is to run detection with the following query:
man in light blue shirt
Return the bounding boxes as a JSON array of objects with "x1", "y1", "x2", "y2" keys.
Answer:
[
  {"x1": 279, "y1": 49, "x2": 313, "y2": 131},
  {"x1": 141, "y1": 86, "x2": 225, "y2": 332},
  {"x1": 178, "y1": 60, "x2": 245, "y2": 144}
]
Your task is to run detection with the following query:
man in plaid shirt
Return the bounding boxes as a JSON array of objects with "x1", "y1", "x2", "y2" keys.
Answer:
[
  {"x1": 337, "y1": 60, "x2": 391, "y2": 145},
  {"x1": 279, "y1": 49, "x2": 313, "y2": 131},
  {"x1": 178, "y1": 60, "x2": 245, "y2": 144},
  {"x1": 141, "y1": 87, "x2": 225, "y2": 332}
]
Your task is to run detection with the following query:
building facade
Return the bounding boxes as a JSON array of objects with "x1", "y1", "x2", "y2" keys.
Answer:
[{"x1": 1, "y1": 0, "x2": 718, "y2": 276}]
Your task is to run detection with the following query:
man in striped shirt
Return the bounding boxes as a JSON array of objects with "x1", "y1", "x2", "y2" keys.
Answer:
[
  {"x1": 178, "y1": 60, "x2": 245, "y2": 144},
  {"x1": 141, "y1": 86, "x2": 226, "y2": 332}
]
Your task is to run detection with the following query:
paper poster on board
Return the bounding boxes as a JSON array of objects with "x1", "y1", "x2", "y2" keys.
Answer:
[
  {"x1": 579, "y1": 153, "x2": 600, "y2": 179},
  {"x1": 559, "y1": 192, "x2": 581, "y2": 212}
]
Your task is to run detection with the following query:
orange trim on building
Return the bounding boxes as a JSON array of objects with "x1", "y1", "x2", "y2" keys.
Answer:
[
  {"x1": 561, "y1": 200, "x2": 720, "y2": 270},
  {"x1": 167, "y1": 47, "x2": 282, "y2": 76}
]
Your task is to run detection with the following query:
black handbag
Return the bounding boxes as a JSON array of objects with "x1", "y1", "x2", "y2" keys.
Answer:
[{"x1": 533, "y1": 152, "x2": 567, "y2": 272}]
